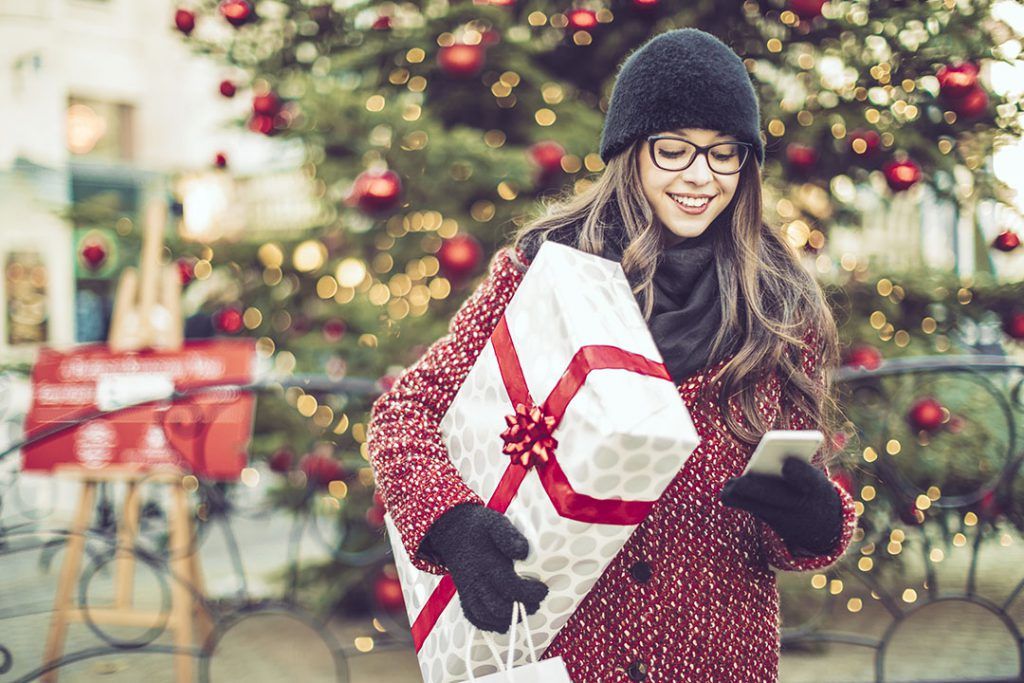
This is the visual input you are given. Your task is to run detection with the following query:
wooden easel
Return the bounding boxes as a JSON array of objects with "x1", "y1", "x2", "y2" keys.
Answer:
[
  {"x1": 108, "y1": 197, "x2": 184, "y2": 353},
  {"x1": 41, "y1": 464, "x2": 214, "y2": 683}
]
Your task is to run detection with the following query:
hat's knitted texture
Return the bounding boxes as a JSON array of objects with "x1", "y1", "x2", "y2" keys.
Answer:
[{"x1": 599, "y1": 28, "x2": 765, "y2": 166}]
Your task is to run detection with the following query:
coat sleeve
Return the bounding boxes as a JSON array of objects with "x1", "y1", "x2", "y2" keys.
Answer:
[
  {"x1": 760, "y1": 328, "x2": 859, "y2": 573},
  {"x1": 367, "y1": 246, "x2": 527, "y2": 575}
]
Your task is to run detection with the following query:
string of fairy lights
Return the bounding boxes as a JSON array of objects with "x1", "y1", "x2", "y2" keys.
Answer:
[{"x1": 162, "y1": 0, "x2": 1024, "y2": 638}]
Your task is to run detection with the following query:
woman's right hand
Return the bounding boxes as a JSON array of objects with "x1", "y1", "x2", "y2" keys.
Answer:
[{"x1": 419, "y1": 503, "x2": 549, "y2": 633}]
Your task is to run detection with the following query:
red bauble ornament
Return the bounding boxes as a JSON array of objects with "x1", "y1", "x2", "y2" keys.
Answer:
[
  {"x1": 437, "y1": 234, "x2": 483, "y2": 282},
  {"x1": 374, "y1": 571, "x2": 405, "y2": 612},
  {"x1": 219, "y1": 0, "x2": 253, "y2": 27},
  {"x1": 366, "y1": 504, "x2": 385, "y2": 528},
  {"x1": 367, "y1": 491, "x2": 387, "y2": 527},
  {"x1": 350, "y1": 169, "x2": 402, "y2": 215},
  {"x1": 567, "y1": 8, "x2": 598, "y2": 30},
  {"x1": 907, "y1": 397, "x2": 945, "y2": 433},
  {"x1": 177, "y1": 258, "x2": 196, "y2": 285},
  {"x1": 883, "y1": 158, "x2": 922, "y2": 192},
  {"x1": 214, "y1": 152, "x2": 228, "y2": 168},
  {"x1": 937, "y1": 63, "x2": 988, "y2": 121},
  {"x1": 993, "y1": 230, "x2": 1021, "y2": 252},
  {"x1": 949, "y1": 85, "x2": 989, "y2": 120},
  {"x1": 371, "y1": 14, "x2": 391, "y2": 30},
  {"x1": 252, "y1": 92, "x2": 281, "y2": 117},
  {"x1": 788, "y1": 0, "x2": 826, "y2": 18},
  {"x1": 937, "y1": 62, "x2": 979, "y2": 100},
  {"x1": 268, "y1": 448, "x2": 294, "y2": 474},
  {"x1": 480, "y1": 28, "x2": 501, "y2": 47},
  {"x1": 438, "y1": 43, "x2": 486, "y2": 79},
  {"x1": 174, "y1": 8, "x2": 196, "y2": 35},
  {"x1": 843, "y1": 344, "x2": 882, "y2": 371},
  {"x1": 80, "y1": 241, "x2": 108, "y2": 271},
  {"x1": 300, "y1": 453, "x2": 345, "y2": 489},
  {"x1": 1003, "y1": 311, "x2": 1024, "y2": 340},
  {"x1": 632, "y1": 0, "x2": 660, "y2": 9},
  {"x1": 248, "y1": 114, "x2": 277, "y2": 136},
  {"x1": 323, "y1": 318, "x2": 347, "y2": 342},
  {"x1": 849, "y1": 129, "x2": 880, "y2": 156},
  {"x1": 219, "y1": 80, "x2": 237, "y2": 98},
  {"x1": 529, "y1": 141, "x2": 566, "y2": 176},
  {"x1": 785, "y1": 143, "x2": 819, "y2": 173},
  {"x1": 247, "y1": 101, "x2": 289, "y2": 136},
  {"x1": 377, "y1": 374, "x2": 398, "y2": 393},
  {"x1": 213, "y1": 306, "x2": 244, "y2": 334}
]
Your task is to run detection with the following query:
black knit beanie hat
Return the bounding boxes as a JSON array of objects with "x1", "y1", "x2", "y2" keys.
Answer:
[{"x1": 599, "y1": 28, "x2": 765, "y2": 166}]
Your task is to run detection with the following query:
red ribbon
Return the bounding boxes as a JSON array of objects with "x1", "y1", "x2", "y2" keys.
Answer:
[{"x1": 411, "y1": 313, "x2": 672, "y2": 651}]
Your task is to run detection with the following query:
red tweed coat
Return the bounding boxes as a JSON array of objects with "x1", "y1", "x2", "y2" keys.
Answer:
[{"x1": 368, "y1": 245, "x2": 859, "y2": 683}]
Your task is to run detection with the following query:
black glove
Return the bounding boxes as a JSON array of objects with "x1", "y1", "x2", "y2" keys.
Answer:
[
  {"x1": 719, "y1": 456, "x2": 843, "y2": 556},
  {"x1": 419, "y1": 503, "x2": 549, "y2": 633}
]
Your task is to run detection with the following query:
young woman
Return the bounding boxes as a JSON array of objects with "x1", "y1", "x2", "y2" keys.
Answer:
[{"x1": 368, "y1": 28, "x2": 858, "y2": 682}]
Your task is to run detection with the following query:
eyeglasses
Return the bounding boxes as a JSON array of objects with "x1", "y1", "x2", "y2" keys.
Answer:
[{"x1": 647, "y1": 135, "x2": 752, "y2": 175}]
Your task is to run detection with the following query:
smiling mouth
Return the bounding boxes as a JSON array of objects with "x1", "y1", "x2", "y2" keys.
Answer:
[{"x1": 668, "y1": 194, "x2": 714, "y2": 208}]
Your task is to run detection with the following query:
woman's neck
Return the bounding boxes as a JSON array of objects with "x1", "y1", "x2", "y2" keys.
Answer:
[{"x1": 661, "y1": 215, "x2": 724, "y2": 251}]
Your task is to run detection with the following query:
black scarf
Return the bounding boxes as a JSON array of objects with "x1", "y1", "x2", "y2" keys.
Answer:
[
  {"x1": 523, "y1": 202, "x2": 739, "y2": 385},
  {"x1": 602, "y1": 210, "x2": 739, "y2": 385}
]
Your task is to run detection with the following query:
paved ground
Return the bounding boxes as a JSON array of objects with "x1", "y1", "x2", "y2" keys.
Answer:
[
  {"x1": 3, "y1": 471, "x2": 1021, "y2": 682},
  {"x1": 777, "y1": 531, "x2": 1024, "y2": 682}
]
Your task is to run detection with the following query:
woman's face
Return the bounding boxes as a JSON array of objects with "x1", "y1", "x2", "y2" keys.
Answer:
[{"x1": 638, "y1": 128, "x2": 743, "y2": 246}]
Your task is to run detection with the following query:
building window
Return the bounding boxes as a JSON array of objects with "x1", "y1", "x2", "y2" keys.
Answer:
[
  {"x1": 66, "y1": 96, "x2": 134, "y2": 161},
  {"x1": 5, "y1": 251, "x2": 48, "y2": 346}
]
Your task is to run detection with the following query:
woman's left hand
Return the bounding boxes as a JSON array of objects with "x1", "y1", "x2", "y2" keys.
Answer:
[{"x1": 719, "y1": 456, "x2": 843, "y2": 556}]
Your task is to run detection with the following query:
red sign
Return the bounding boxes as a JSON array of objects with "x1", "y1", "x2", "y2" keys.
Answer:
[{"x1": 24, "y1": 339, "x2": 257, "y2": 480}]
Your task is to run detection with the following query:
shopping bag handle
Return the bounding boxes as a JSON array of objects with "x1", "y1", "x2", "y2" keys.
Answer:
[{"x1": 465, "y1": 602, "x2": 538, "y2": 681}]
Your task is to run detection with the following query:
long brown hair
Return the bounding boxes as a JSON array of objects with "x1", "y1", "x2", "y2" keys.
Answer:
[{"x1": 506, "y1": 139, "x2": 843, "y2": 463}]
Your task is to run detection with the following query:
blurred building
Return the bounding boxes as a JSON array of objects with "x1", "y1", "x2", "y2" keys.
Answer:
[
  {"x1": 0, "y1": 0, "x2": 329, "y2": 519},
  {"x1": 0, "y1": 0, "x2": 315, "y2": 364},
  {"x1": 1, "y1": 0, "x2": 1021, "y2": 361}
]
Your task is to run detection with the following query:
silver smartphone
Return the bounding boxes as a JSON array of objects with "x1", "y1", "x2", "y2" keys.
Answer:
[{"x1": 742, "y1": 429, "x2": 825, "y2": 476}]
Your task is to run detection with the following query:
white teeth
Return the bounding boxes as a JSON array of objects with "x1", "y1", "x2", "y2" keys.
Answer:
[{"x1": 670, "y1": 194, "x2": 711, "y2": 208}]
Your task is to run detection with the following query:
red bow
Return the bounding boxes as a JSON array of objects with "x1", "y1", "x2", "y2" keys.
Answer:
[{"x1": 500, "y1": 401, "x2": 558, "y2": 468}]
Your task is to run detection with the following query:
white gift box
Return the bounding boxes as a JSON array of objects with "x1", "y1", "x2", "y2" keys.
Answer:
[{"x1": 384, "y1": 240, "x2": 700, "y2": 683}]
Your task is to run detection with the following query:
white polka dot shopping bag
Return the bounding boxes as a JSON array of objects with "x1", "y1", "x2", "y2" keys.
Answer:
[
  {"x1": 462, "y1": 602, "x2": 571, "y2": 682},
  {"x1": 384, "y1": 240, "x2": 701, "y2": 682}
]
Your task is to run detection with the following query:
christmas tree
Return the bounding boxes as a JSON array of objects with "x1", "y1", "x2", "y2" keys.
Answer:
[{"x1": 166, "y1": 0, "x2": 1024, "y2": 614}]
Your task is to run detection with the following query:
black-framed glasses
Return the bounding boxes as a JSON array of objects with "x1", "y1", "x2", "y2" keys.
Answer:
[{"x1": 647, "y1": 135, "x2": 752, "y2": 175}]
